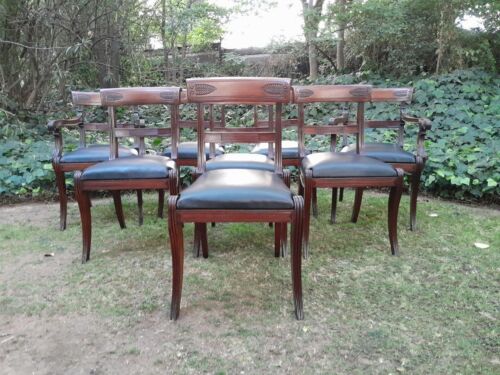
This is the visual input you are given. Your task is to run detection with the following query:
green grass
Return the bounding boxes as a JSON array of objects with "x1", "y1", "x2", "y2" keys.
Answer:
[{"x1": 0, "y1": 190, "x2": 499, "y2": 374}]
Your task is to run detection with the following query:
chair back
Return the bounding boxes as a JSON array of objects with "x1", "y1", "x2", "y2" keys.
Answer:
[
  {"x1": 292, "y1": 84, "x2": 372, "y2": 155},
  {"x1": 367, "y1": 87, "x2": 414, "y2": 147},
  {"x1": 71, "y1": 91, "x2": 108, "y2": 148},
  {"x1": 186, "y1": 77, "x2": 292, "y2": 174},
  {"x1": 99, "y1": 87, "x2": 182, "y2": 160}
]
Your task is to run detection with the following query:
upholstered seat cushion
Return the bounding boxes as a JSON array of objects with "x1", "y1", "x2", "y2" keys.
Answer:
[
  {"x1": 251, "y1": 140, "x2": 310, "y2": 159},
  {"x1": 177, "y1": 169, "x2": 293, "y2": 209},
  {"x1": 60, "y1": 144, "x2": 137, "y2": 163},
  {"x1": 163, "y1": 142, "x2": 225, "y2": 159},
  {"x1": 81, "y1": 155, "x2": 175, "y2": 180},
  {"x1": 206, "y1": 153, "x2": 275, "y2": 172},
  {"x1": 341, "y1": 143, "x2": 416, "y2": 164},
  {"x1": 301, "y1": 152, "x2": 398, "y2": 178}
]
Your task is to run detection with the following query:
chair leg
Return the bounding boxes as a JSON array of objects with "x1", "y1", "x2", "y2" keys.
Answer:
[
  {"x1": 351, "y1": 188, "x2": 364, "y2": 223},
  {"x1": 168, "y1": 197, "x2": 184, "y2": 320},
  {"x1": 312, "y1": 187, "x2": 318, "y2": 218},
  {"x1": 200, "y1": 223, "x2": 208, "y2": 259},
  {"x1": 410, "y1": 170, "x2": 421, "y2": 231},
  {"x1": 54, "y1": 169, "x2": 67, "y2": 231},
  {"x1": 281, "y1": 222, "x2": 288, "y2": 257},
  {"x1": 136, "y1": 189, "x2": 143, "y2": 225},
  {"x1": 339, "y1": 188, "x2": 344, "y2": 202},
  {"x1": 157, "y1": 189, "x2": 165, "y2": 218},
  {"x1": 292, "y1": 196, "x2": 304, "y2": 320},
  {"x1": 388, "y1": 183, "x2": 403, "y2": 256},
  {"x1": 193, "y1": 223, "x2": 201, "y2": 257},
  {"x1": 75, "y1": 173, "x2": 91, "y2": 263},
  {"x1": 302, "y1": 174, "x2": 313, "y2": 258},
  {"x1": 274, "y1": 223, "x2": 281, "y2": 257},
  {"x1": 330, "y1": 188, "x2": 338, "y2": 224},
  {"x1": 112, "y1": 191, "x2": 126, "y2": 229},
  {"x1": 298, "y1": 181, "x2": 304, "y2": 197}
]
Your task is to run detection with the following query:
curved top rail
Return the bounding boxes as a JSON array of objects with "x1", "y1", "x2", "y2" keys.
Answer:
[
  {"x1": 100, "y1": 87, "x2": 182, "y2": 106},
  {"x1": 186, "y1": 77, "x2": 292, "y2": 104},
  {"x1": 292, "y1": 84, "x2": 372, "y2": 103},
  {"x1": 71, "y1": 91, "x2": 101, "y2": 106}
]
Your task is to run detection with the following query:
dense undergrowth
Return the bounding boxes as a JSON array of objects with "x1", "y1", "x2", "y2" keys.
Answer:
[{"x1": 0, "y1": 69, "x2": 498, "y2": 202}]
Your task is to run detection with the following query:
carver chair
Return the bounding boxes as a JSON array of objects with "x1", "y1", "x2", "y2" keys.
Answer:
[
  {"x1": 168, "y1": 77, "x2": 304, "y2": 320},
  {"x1": 294, "y1": 84, "x2": 404, "y2": 257},
  {"x1": 48, "y1": 91, "x2": 138, "y2": 230},
  {"x1": 74, "y1": 87, "x2": 181, "y2": 263},
  {"x1": 338, "y1": 88, "x2": 432, "y2": 230}
]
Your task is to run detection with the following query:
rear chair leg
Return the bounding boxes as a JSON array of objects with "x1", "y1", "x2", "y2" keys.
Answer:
[
  {"x1": 158, "y1": 189, "x2": 165, "y2": 218},
  {"x1": 75, "y1": 172, "x2": 92, "y2": 263},
  {"x1": 54, "y1": 169, "x2": 67, "y2": 230},
  {"x1": 410, "y1": 170, "x2": 422, "y2": 231},
  {"x1": 302, "y1": 172, "x2": 313, "y2": 258},
  {"x1": 168, "y1": 196, "x2": 184, "y2": 320},
  {"x1": 351, "y1": 188, "x2": 364, "y2": 223},
  {"x1": 388, "y1": 176, "x2": 404, "y2": 255},
  {"x1": 136, "y1": 189, "x2": 143, "y2": 225},
  {"x1": 292, "y1": 196, "x2": 304, "y2": 320},
  {"x1": 339, "y1": 188, "x2": 344, "y2": 202},
  {"x1": 112, "y1": 191, "x2": 126, "y2": 229},
  {"x1": 330, "y1": 188, "x2": 338, "y2": 224},
  {"x1": 312, "y1": 188, "x2": 318, "y2": 218}
]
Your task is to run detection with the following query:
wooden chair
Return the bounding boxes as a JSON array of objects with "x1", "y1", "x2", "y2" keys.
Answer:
[
  {"x1": 168, "y1": 77, "x2": 304, "y2": 320},
  {"x1": 338, "y1": 88, "x2": 432, "y2": 230},
  {"x1": 48, "y1": 91, "x2": 138, "y2": 230},
  {"x1": 294, "y1": 84, "x2": 404, "y2": 257},
  {"x1": 162, "y1": 90, "x2": 225, "y2": 167},
  {"x1": 74, "y1": 87, "x2": 181, "y2": 263}
]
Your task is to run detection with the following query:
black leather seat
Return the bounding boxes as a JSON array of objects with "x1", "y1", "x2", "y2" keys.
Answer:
[
  {"x1": 163, "y1": 142, "x2": 225, "y2": 159},
  {"x1": 206, "y1": 153, "x2": 275, "y2": 172},
  {"x1": 251, "y1": 140, "x2": 310, "y2": 159},
  {"x1": 301, "y1": 152, "x2": 398, "y2": 178},
  {"x1": 60, "y1": 144, "x2": 137, "y2": 163},
  {"x1": 81, "y1": 155, "x2": 175, "y2": 180},
  {"x1": 177, "y1": 169, "x2": 294, "y2": 209},
  {"x1": 341, "y1": 143, "x2": 416, "y2": 164}
]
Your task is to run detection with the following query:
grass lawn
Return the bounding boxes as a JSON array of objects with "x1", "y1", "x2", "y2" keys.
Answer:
[{"x1": 0, "y1": 189, "x2": 499, "y2": 374}]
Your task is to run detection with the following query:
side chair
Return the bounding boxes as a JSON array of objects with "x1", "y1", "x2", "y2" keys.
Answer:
[
  {"x1": 168, "y1": 77, "x2": 304, "y2": 320},
  {"x1": 74, "y1": 87, "x2": 181, "y2": 263},
  {"x1": 48, "y1": 91, "x2": 138, "y2": 230},
  {"x1": 338, "y1": 88, "x2": 432, "y2": 230},
  {"x1": 294, "y1": 84, "x2": 405, "y2": 257}
]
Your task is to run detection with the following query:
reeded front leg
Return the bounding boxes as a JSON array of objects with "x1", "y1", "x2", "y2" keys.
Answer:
[
  {"x1": 292, "y1": 196, "x2": 304, "y2": 320},
  {"x1": 75, "y1": 172, "x2": 92, "y2": 263},
  {"x1": 168, "y1": 196, "x2": 184, "y2": 320},
  {"x1": 54, "y1": 168, "x2": 67, "y2": 230},
  {"x1": 351, "y1": 188, "x2": 364, "y2": 223}
]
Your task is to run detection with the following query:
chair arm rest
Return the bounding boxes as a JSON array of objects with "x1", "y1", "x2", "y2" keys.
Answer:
[
  {"x1": 47, "y1": 117, "x2": 82, "y2": 132},
  {"x1": 402, "y1": 114, "x2": 432, "y2": 132}
]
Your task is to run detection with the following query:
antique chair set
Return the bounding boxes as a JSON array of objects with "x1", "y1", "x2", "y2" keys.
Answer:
[{"x1": 49, "y1": 78, "x2": 431, "y2": 320}]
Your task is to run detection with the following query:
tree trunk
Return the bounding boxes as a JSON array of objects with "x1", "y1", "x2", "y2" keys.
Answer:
[
  {"x1": 301, "y1": 0, "x2": 324, "y2": 81},
  {"x1": 336, "y1": 0, "x2": 346, "y2": 72}
]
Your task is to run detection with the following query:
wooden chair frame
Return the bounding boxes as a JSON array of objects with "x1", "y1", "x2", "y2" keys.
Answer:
[
  {"x1": 74, "y1": 87, "x2": 181, "y2": 263},
  {"x1": 337, "y1": 88, "x2": 431, "y2": 230},
  {"x1": 293, "y1": 85, "x2": 405, "y2": 257},
  {"x1": 168, "y1": 77, "x2": 304, "y2": 320},
  {"x1": 49, "y1": 91, "x2": 144, "y2": 230}
]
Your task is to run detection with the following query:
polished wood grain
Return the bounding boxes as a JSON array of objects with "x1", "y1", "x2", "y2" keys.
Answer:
[
  {"x1": 292, "y1": 84, "x2": 372, "y2": 103},
  {"x1": 100, "y1": 86, "x2": 181, "y2": 106}
]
